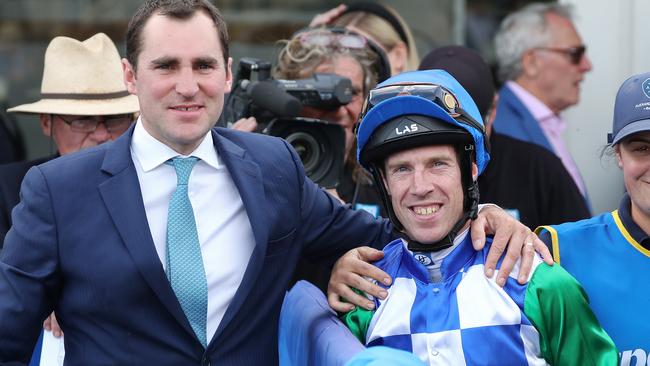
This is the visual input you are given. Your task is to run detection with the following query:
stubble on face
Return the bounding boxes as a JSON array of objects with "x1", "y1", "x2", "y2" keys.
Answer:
[{"x1": 383, "y1": 145, "x2": 467, "y2": 244}]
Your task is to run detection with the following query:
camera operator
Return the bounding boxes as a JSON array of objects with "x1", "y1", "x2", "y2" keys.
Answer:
[
  {"x1": 261, "y1": 27, "x2": 387, "y2": 291},
  {"x1": 274, "y1": 26, "x2": 389, "y2": 218}
]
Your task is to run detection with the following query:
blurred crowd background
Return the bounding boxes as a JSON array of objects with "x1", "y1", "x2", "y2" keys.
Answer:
[{"x1": 0, "y1": 0, "x2": 649, "y2": 214}]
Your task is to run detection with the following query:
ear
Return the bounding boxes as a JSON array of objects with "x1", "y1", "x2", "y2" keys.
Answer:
[
  {"x1": 122, "y1": 58, "x2": 138, "y2": 95},
  {"x1": 387, "y1": 41, "x2": 408, "y2": 74},
  {"x1": 39, "y1": 114, "x2": 52, "y2": 137},
  {"x1": 225, "y1": 57, "x2": 233, "y2": 93},
  {"x1": 615, "y1": 145, "x2": 623, "y2": 169},
  {"x1": 520, "y1": 50, "x2": 539, "y2": 78},
  {"x1": 471, "y1": 162, "x2": 479, "y2": 181}
]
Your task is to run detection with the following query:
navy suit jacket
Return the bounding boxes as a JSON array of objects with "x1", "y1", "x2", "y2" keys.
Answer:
[
  {"x1": 492, "y1": 84, "x2": 554, "y2": 153},
  {"x1": 0, "y1": 125, "x2": 394, "y2": 365},
  {"x1": 493, "y1": 84, "x2": 590, "y2": 209},
  {"x1": 0, "y1": 156, "x2": 55, "y2": 248}
]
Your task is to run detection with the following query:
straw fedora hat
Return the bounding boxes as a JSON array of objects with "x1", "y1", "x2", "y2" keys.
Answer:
[{"x1": 7, "y1": 32, "x2": 139, "y2": 116}]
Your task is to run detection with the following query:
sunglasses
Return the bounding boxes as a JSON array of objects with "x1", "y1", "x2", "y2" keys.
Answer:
[
  {"x1": 535, "y1": 45, "x2": 587, "y2": 65},
  {"x1": 358, "y1": 82, "x2": 486, "y2": 135},
  {"x1": 298, "y1": 29, "x2": 367, "y2": 50}
]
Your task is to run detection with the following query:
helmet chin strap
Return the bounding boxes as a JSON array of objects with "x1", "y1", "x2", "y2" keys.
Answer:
[
  {"x1": 368, "y1": 142, "x2": 480, "y2": 253},
  {"x1": 376, "y1": 143, "x2": 479, "y2": 253}
]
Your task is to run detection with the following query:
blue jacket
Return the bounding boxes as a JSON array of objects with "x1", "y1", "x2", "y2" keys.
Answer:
[
  {"x1": 0, "y1": 124, "x2": 394, "y2": 365},
  {"x1": 492, "y1": 84, "x2": 554, "y2": 153}
]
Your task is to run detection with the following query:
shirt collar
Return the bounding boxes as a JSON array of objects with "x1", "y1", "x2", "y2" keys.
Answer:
[
  {"x1": 438, "y1": 227, "x2": 474, "y2": 280},
  {"x1": 506, "y1": 81, "x2": 557, "y2": 122},
  {"x1": 403, "y1": 227, "x2": 472, "y2": 283},
  {"x1": 617, "y1": 193, "x2": 650, "y2": 249},
  {"x1": 131, "y1": 117, "x2": 221, "y2": 172}
]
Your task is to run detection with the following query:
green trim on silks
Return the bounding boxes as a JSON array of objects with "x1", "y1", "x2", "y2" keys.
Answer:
[
  {"x1": 524, "y1": 263, "x2": 619, "y2": 365},
  {"x1": 340, "y1": 289, "x2": 375, "y2": 343}
]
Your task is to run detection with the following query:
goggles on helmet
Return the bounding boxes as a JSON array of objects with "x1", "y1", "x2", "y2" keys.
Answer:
[{"x1": 358, "y1": 82, "x2": 486, "y2": 136}]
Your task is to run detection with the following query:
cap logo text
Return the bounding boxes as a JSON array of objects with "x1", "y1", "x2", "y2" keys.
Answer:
[{"x1": 395, "y1": 124, "x2": 418, "y2": 135}]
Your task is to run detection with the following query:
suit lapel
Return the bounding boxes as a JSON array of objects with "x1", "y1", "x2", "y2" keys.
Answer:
[
  {"x1": 97, "y1": 126, "x2": 196, "y2": 339},
  {"x1": 500, "y1": 85, "x2": 554, "y2": 152},
  {"x1": 209, "y1": 129, "x2": 269, "y2": 343}
]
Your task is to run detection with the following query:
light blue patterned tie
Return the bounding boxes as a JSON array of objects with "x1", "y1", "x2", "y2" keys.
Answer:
[{"x1": 166, "y1": 156, "x2": 208, "y2": 347}]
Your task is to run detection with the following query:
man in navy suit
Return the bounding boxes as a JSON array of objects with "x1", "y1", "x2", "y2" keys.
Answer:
[
  {"x1": 493, "y1": 3, "x2": 592, "y2": 203},
  {"x1": 0, "y1": 1, "x2": 549, "y2": 364}
]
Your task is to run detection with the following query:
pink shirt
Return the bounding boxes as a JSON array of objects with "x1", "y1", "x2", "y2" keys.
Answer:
[{"x1": 506, "y1": 81, "x2": 587, "y2": 196}]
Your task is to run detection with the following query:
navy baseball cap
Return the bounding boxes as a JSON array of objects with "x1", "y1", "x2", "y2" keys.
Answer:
[{"x1": 609, "y1": 71, "x2": 650, "y2": 144}]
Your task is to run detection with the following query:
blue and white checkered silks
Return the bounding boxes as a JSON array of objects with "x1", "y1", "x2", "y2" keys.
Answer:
[
  {"x1": 365, "y1": 234, "x2": 545, "y2": 365},
  {"x1": 166, "y1": 156, "x2": 208, "y2": 347}
]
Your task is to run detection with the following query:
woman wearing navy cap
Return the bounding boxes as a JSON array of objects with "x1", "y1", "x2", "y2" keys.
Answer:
[{"x1": 537, "y1": 72, "x2": 650, "y2": 365}]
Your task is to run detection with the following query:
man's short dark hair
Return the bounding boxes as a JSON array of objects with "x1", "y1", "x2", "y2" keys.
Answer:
[{"x1": 126, "y1": 0, "x2": 229, "y2": 71}]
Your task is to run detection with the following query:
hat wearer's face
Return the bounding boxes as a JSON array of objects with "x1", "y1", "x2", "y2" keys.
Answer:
[
  {"x1": 40, "y1": 114, "x2": 131, "y2": 155},
  {"x1": 382, "y1": 144, "x2": 472, "y2": 244},
  {"x1": 122, "y1": 10, "x2": 232, "y2": 155},
  {"x1": 616, "y1": 131, "x2": 650, "y2": 234}
]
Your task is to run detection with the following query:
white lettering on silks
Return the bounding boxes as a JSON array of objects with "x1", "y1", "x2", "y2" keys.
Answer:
[{"x1": 619, "y1": 348, "x2": 649, "y2": 366}]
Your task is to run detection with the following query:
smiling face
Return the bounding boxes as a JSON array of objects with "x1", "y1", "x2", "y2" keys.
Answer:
[
  {"x1": 616, "y1": 131, "x2": 650, "y2": 234},
  {"x1": 383, "y1": 144, "x2": 477, "y2": 244},
  {"x1": 122, "y1": 10, "x2": 232, "y2": 155}
]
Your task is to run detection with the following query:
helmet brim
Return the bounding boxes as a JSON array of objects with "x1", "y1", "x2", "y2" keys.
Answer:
[{"x1": 357, "y1": 95, "x2": 489, "y2": 173}]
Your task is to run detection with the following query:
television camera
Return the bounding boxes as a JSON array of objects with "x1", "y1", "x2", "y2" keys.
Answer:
[{"x1": 220, "y1": 58, "x2": 351, "y2": 189}]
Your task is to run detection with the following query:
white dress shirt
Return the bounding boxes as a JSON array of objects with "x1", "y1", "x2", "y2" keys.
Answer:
[{"x1": 130, "y1": 119, "x2": 255, "y2": 343}]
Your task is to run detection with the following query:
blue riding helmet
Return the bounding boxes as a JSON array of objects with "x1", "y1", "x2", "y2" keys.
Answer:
[
  {"x1": 355, "y1": 69, "x2": 490, "y2": 250},
  {"x1": 356, "y1": 69, "x2": 489, "y2": 174}
]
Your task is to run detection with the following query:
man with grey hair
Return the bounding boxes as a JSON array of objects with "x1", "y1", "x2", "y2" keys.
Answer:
[{"x1": 493, "y1": 3, "x2": 592, "y2": 209}]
